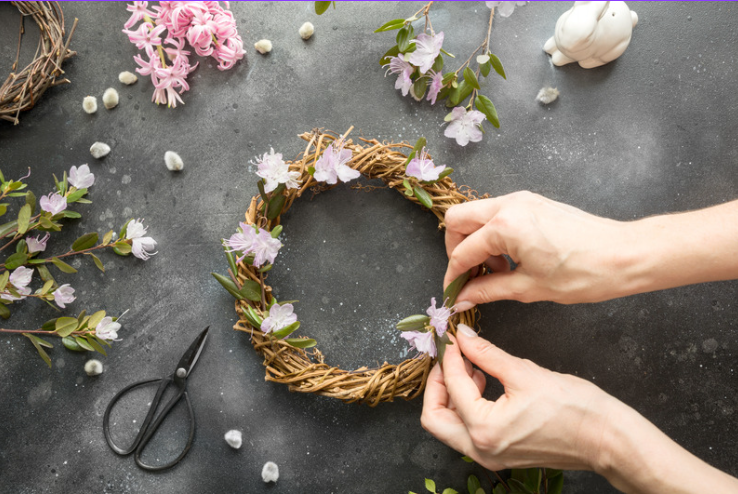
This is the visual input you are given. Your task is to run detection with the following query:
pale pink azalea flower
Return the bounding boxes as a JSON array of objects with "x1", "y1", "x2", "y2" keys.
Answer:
[
  {"x1": 255, "y1": 149, "x2": 301, "y2": 193},
  {"x1": 406, "y1": 148, "x2": 447, "y2": 182},
  {"x1": 124, "y1": 1, "x2": 156, "y2": 29},
  {"x1": 125, "y1": 219, "x2": 158, "y2": 260},
  {"x1": 40, "y1": 192, "x2": 67, "y2": 215},
  {"x1": 384, "y1": 56, "x2": 414, "y2": 97},
  {"x1": 444, "y1": 107, "x2": 486, "y2": 146},
  {"x1": 225, "y1": 222, "x2": 256, "y2": 256},
  {"x1": 486, "y1": 1, "x2": 527, "y2": 17},
  {"x1": 1, "y1": 266, "x2": 34, "y2": 302},
  {"x1": 95, "y1": 316, "x2": 122, "y2": 341},
  {"x1": 426, "y1": 70, "x2": 444, "y2": 105},
  {"x1": 52, "y1": 284, "x2": 76, "y2": 309},
  {"x1": 401, "y1": 330, "x2": 437, "y2": 358},
  {"x1": 68, "y1": 164, "x2": 95, "y2": 189},
  {"x1": 260, "y1": 303, "x2": 298, "y2": 335},
  {"x1": 250, "y1": 229, "x2": 281, "y2": 268},
  {"x1": 123, "y1": 22, "x2": 167, "y2": 53},
  {"x1": 26, "y1": 233, "x2": 50, "y2": 253},
  {"x1": 426, "y1": 297, "x2": 455, "y2": 337},
  {"x1": 409, "y1": 32, "x2": 445, "y2": 74},
  {"x1": 313, "y1": 143, "x2": 360, "y2": 185}
]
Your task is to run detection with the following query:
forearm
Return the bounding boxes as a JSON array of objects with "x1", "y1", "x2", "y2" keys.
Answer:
[
  {"x1": 594, "y1": 400, "x2": 738, "y2": 494},
  {"x1": 621, "y1": 200, "x2": 738, "y2": 297}
]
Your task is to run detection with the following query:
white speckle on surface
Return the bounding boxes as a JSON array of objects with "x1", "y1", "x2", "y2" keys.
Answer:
[
  {"x1": 118, "y1": 71, "x2": 138, "y2": 85},
  {"x1": 299, "y1": 22, "x2": 315, "y2": 40},
  {"x1": 122, "y1": 175, "x2": 132, "y2": 185},
  {"x1": 82, "y1": 96, "x2": 98, "y2": 114},
  {"x1": 261, "y1": 461, "x2": 279, "y2": 483},
  {"x1": 224, "y1": 429, "x2": 242, "y2": 449},
  {"x1": 164, "y1": 151, "x2": 184, "y2": 171},
  {"x1": 102, "y1": 88, "x2": 119, "y2": 109},
  {"x1": 84, "y1": 359, "x2": 103, "y2": 376},
  {"x1": 536, "y1": 86, "x2": 560, "y2": 105},
  {"x1": 254, "y1": 39, "x2": 273, "y2": 54},
  {"x1": 90, "y1": 142, "x2": 111, "y2": 159}
]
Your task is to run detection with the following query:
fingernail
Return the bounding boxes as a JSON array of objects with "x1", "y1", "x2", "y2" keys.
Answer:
[
  {"x1": 454, "y1": 300, "x2": 475, "y2": 313},
  {"x1": 457, "y1": 324, "x2": 477, "y2": 338}
]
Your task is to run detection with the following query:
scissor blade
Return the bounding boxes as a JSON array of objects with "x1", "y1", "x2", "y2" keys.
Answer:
[{"x1": 175, "y1": 327, "x2": 209, "y2": 377}]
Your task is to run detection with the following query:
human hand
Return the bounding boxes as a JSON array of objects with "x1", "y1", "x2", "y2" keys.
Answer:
[
  {"x1": 421, "y1": 324, "x2": 616, "y2": 472},
  {"x1": 443, "y1": 191, "x2": 641, "y2": 308}
]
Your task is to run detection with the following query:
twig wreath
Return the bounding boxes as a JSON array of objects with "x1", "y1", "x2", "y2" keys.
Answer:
[
  {"x1": 214, "y1": 128, "x2": 486, "y2": 406},
  {"x1": 0, "y1": 1, "x2": 78, "y2": 125}
]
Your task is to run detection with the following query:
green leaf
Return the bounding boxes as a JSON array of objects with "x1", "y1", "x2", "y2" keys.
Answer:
[
  {"x1": 461, "y1": 455, "x2": 474, "y2": 463},
  {"x1": 4, "y1": 252, "x2": 28, "y2": 270},
  {"x1": 403, "y1": 179, "x2": 412, "y2": 190},
  {"x1": 0, "y1": 302, "x2": 9, "y2": 319},
  {"x1": 480, "y1": 60, "x2": 491, "y2": 78},
  {"x1": 432, "y1": 54, "x2": 444, "y2": 73},
  {"x1": 17, "y1": 204, "x2": 31, "y2": 235},
  {"x1": 119, "y1": 219, "x2": 132, "y2": 239},
  {"x1": 285, "y1": 337, "x2": 317, "y2": 349},
  {"x1": 240, "y1": 279, "x2": 262, "y2": 301},
  {"x1": 425, "y1": 478, "x2": 436, "y2": 493},
  {"x1": 258, "y1": 264, "x2": 273, "y2": 273},
  {"x1": 463, "y1": 67, "x2": 480, "y2": 90},
  {"x1": 489, "y1": 53, "x2": 506, "y2": 79},
  {"x1": 307, "y1": 166, "x2": 316, "y2": 175},
  {"x1": 396, "y1": 25, "x2": 413, "y2": 53},
  {"x1": 25, "y1": 190, "x2": 36, "y2": 215},
  {"x1": 113, "y1": 241, "x2": 132, "y2": 255},
  {"x1": 314, "y1": 1, "x2": 331, "y2": 15},
  {"x1": 475, "y1": 490, "x2": 485, "y2": 494},
  {"x1": 440, "y1": 48, "x2": 455, "y2": 58},
  {"x1": 546, "y1": 469, "x2": 563, "y2": 480},
  {"x1": 36, "y1": 264, "x2": 54, "y2": 283},
  {"x1": 89, "y1": 253, "x2": 105, "y2": 272},
  {"x1": 476, "y1": 95, "x2": 500, "y2": 128},
  {"x1": 51, "y1": 257, "x2": 77, "y2": 274},
  {"x1": 396, "y1": 314, "x2": 430, "y2": 331},
  {"x1": 40, "y1": 279, "x2": 54, "y2": 295},
  {"x1": 413, "y1": 137, "x2": 427, "y2": 155},
  {"x1": 212, "y1": 272, "x2": 245, "y2": 300},
  {"x1": 375, "y1": 18, "x2": 406, "y2": 33},
  {"x1": 63, "y1": 210, "x2": 82, "y2": 219},
  {"x1": 435, "y1": 332, "x2": 452, "y2": 363},
  {"x1": 493, "y1": 485, "x2": 507, "y2": 494},
  {"x1": 270, "y1": 225, "x2": 283, "y2": 238},
  {"x1": 88, "y1": 310, "x2": 106, "y2": 330},
  {"x1": 0, "y1": 220, "x2": 18, "y2": 238},
  {"x1": 437, "y1": 167, "x2": 454, "y2": 180},
  {"x1": 267, "y1": 194, "x2": 286, "y2": 220},
  {"x1": 0, "y1": 271, "x2": 9, "y2": 291},
  {"x1": 547, "y1": 471, "x2": 564, "y2": 494},
  {"x1": 86, "y1": 335, "x2": 107, "y2": 356},
  {"x1": 24, "y1": 333, "x2": 52, "y2": 367},
  {"x1": 74, "y1": 336, "x2": 95, "y2": 352},
  {"x1": 62, "y1": 336, "x2": 84, "y2": 352},
  {"x1": 413, "y1": 77, "x2": 428, "y2": 99},
  {"x1": 257, "y1": 179, "x2": 269, "y2": 206},
  {"x1": 16, "y1": 238, "x2": 26, "y2": 254},
  {"x1": 403, "y1": 150, "x2": 416, "y2": 168},
  {"x1": 413, "y1": 186, "x2": 433, "y2": 209},
  {"x1": 55, "y1": 317, "x2": 79, "y2": 337},
  {"x1": 443, "y1": 271, "x2": 470, "y2": 307},
  {"x1": 102, "y1": 230, "x2": 114, "y2": 245},
  {"x1": 441, "y1": 73, "x2": 456, "y2": 85},
  {"x1": 0, "y1": 203, "x2": 7, "y2": 217},
  {"x1": 242, "y1": 306, "x2": 263, "y2": 329},
  {"x1": 72, "y1": 232, "x2": 99, "y2": 251},
  {"x1": 66, "y1": 188, "x2": 87, "y2": 203},
  {"x1": 271, "y1": 321, "x2": 301, "y2": 339},
  {"x1": 442, "y1": 489, "x2": 458, "y2": 494}
]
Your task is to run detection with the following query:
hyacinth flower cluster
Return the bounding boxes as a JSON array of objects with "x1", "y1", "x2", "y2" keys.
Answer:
[
  {"x1": 0, "y1": 165, "x2": 157, "y2": 366},
  {"x1": 123, "y1": 1, "x2": 245, "y2": 107},
  {"x1": 377, "y1": 2, "x2": 527, "y2": 145},
  {"x1": 215, "y1": 141, "x2": 367, "y2": 349}
]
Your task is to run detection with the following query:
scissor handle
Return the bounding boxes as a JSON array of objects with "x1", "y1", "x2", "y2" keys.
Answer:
[
  {"x1": 134, "y1": 390, "x2": 195, "y2": 471},
  {"x1": 103, "y1": 377, "x2": 165, "y2": 455}
]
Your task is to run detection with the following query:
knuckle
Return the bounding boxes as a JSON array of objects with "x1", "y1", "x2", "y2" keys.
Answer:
[{"x1": 444, "y1": 205, "x2": 462, "y2": 228}]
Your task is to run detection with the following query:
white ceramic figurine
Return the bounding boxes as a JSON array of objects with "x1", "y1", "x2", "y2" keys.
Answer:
[{"x1": 544, "y1": 1, "x2": 638, "y2": 69}]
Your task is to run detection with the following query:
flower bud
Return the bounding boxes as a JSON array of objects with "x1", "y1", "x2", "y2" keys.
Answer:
[
  {"x1": 82, "y1": 96, "x2": 98, "y2": 114},
  {"x1": 118, "y1": 71, "x2": 138, "y2": 85},
  {"x1": 165, "y1": 151, "x2": 184, "y2": 171},
  {"x1": 90, "y1": 142, "x2": 111, "y2": 159},
  {"x1": 299, "y1": 22, "x2": 314, "y2": 40},
  {"x1": 103, "y1": 88, "x2": 119, "y2": 109},
  {"x1": 84, "y1": 359, "x2": 103, "y2": 376},
  {"x1": 224, "y1": 430, "x2": 242, "y2": 449},
  {"x1": 254, "y1": 39, "x2": 273, "y2": 54}
]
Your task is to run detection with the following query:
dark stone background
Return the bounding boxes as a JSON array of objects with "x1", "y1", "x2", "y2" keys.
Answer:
[{"x1": 1, "y1": 2, "x2": 737, "y2": 493}]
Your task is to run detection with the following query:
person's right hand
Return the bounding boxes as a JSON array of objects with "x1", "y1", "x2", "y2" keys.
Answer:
[{"x1": 443, "y1": 191, "x2": 642, "y2": 308}]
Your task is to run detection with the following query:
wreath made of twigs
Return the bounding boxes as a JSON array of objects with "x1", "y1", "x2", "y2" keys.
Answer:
[
  {"x1": 0, "y1": 1, "x2": 78, "y2": 125},
  {"x1": 232, "y1": 128, "x2": 483, "y2": 406}
]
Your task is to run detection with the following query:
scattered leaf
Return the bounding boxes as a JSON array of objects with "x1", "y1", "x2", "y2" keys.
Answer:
[
  {"x1": 461, "y1": 456, "x2": 474, "y2": 463},
  {"x1": 467, "y1": 475, "x2": 481, "y2": 494},
  {"x1": 425, "y1": 479, "x2": 436, "y2": 493}
]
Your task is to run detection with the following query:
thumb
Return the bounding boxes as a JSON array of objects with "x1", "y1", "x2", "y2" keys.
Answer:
[
  {"x1": 455, "y1": 271, "x2": 537, "y2": 309},
  {"x1": 455, "y1": 324, "x2": 523, "y2": 386}
]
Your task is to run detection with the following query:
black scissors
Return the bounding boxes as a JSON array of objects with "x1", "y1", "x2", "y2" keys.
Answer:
[{"x1": 103, "y1": 327, "x2": 209, "y2": 471}]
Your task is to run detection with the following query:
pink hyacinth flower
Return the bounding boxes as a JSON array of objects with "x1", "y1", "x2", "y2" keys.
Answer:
[
  {"x1": 124, "y1": 22, "x2": 166, "y2": 53},
  {"x1": 124, "y1": 1, "x2": 156, "y2": 29}
]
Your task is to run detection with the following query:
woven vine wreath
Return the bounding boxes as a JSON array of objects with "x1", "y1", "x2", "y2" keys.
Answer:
[
  {"x1": 0, "y1": 2, "x2": 78, "y2": 125},
  {"x1": 222, "y1": 127, "x2": 486, "y2": 406}
]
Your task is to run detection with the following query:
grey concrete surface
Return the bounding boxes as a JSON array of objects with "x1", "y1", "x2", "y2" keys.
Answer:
[{"x1": 1, "y1": 2, "x2": 737, "y2": 493}]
